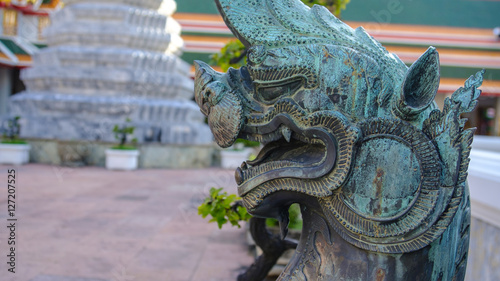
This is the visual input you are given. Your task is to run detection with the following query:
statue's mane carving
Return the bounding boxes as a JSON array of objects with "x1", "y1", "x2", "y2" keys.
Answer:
[
  {"x1": 216, "y1": 0, "x2": 406, "y2": 66},
  {"x1": 216, "y1": 0, "x2": 416, "y2": 112}
]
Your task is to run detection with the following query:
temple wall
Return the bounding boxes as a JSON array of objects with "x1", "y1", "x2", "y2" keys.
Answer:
[{"x1": 466, "y1": 146, "x2": 500, "y2": 281}]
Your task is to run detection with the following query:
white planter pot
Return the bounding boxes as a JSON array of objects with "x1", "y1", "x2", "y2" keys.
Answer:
[
  {"x1": 105, "y1": 149, "x2": 139, "y2": 170},
  {"x1": 220, "y1": 149, "x2": 252, "y2": 169},
  {"x1": 0, "y1": 143, "x2": 31, "y2": 165}
]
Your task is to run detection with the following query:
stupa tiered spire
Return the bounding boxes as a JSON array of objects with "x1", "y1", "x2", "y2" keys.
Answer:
[{"x1": 10, "y1": 0, "x2": 212, "y2": 145}]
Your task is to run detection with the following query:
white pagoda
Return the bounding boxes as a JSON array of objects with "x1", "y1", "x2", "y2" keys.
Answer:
[{"x1": 10, "y1": 0, "x2": 212, "y2": 145}]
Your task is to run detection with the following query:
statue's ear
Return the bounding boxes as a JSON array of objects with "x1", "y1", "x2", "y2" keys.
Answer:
[{"x1": 394, "y1": 47, "x2": 440, "y2": 120}]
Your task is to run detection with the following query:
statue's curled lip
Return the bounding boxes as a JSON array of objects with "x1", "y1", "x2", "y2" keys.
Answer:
[{"x1": 236, "y1": 113, "x2": 337, "y2": 196}]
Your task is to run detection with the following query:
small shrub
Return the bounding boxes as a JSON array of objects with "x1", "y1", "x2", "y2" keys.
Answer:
[
  {"x1": 112, "y1": 118, "x2": 137, "y2": 149},
  {"x1": 1, "y1": 116, "x2": 27, "y2": 144}
]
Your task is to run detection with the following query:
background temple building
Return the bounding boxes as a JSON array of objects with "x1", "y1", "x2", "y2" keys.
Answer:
[
  {"x1": 0, "y1": 0, "x2": 59, "y2": 116},
  {"x1": 174, "y1": 0, "x2": 500, "y2": 137},
  {"x1": 1, "y1": 0, "x2": 214, "y2": 168}
]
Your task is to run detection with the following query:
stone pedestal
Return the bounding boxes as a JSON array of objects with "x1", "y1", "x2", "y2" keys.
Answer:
[{"x1": 10, "y1": 0, "x2": 212, "y2": 145}]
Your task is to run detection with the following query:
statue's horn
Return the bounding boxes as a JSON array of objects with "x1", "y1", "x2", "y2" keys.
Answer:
[{"x1": 393, "y1": 47, "x2": 440, "y2": 120}]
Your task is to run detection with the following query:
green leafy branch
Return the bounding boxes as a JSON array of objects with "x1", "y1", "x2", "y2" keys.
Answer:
[
  {"x1": 198, "y1": 187, "x2": 252, "y2": 229},
  {"x1": 209, "y1": 40, "x2": 247, "y2": 72},
  {"x1": 199, "y1": 188, "x2": 303, "y2": 230},
  {"x1": 198, "y1": 188, "x2": 302, "y2": 280}
]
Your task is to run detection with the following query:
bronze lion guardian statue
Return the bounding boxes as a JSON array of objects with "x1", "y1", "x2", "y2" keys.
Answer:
[{"x1": 194, "y1": 0, "x2": 482, "y2": 280}]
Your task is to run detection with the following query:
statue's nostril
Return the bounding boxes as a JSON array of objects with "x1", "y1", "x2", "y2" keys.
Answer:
[
  {"x1": 203, "y1": 89, "x2": 212, "y2": 105},
  {"x1": 202, "y1": 103, "x2": 211, "y2": 116}
]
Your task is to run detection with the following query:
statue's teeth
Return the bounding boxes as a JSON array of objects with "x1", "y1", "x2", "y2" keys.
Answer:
[
  {"x1": 281, "y1": 126, "x2": 292, "y2": 142},
  {"x1": 279, "y1": 208, "x2": 290, "y2": 240},
  {"x1": 241, "y1": 161, "x2": 248, "y2": 170}
]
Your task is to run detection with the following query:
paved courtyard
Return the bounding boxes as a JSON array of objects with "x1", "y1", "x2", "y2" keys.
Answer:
[{"x1": 0, "y1": 164, "x2": 254, "y2": 281}]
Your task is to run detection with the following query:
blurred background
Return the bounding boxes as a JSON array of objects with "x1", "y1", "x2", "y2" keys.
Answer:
[{"x1": 0, "y1": 0, "x2": 498, "y2": 280}]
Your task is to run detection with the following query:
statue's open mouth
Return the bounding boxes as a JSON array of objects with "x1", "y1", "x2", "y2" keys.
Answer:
[
  {"x1": 236, "y1": 112, "x2": 338, "y2": 196},
  {"x1": 194, "y1": 61, "x2": 356, "y2": 202}
]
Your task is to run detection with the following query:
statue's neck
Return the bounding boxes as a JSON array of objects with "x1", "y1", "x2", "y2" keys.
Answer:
[
  {"x1": 278, "y1": 200, "x2": 337, "y2": 280},
  {"x1": 276, "y1": 198, "x2": 455, "y2": 281}
]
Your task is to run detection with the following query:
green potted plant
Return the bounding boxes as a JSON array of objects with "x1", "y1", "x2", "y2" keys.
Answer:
[
  {"x1": 0, "y1": 116, "x2": 30, "y2": 165},
  {"x1": 105, "y1": 118, "x2": 139, "y2": 170}
]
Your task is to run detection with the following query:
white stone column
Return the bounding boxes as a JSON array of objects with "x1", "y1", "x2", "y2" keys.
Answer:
[
  {"x1": 0, "y1": 67, "x2": 12, "y2": 116},
  {"x1": 495, "y1": 97, "x2": 500, "y2": 136},
  {"x1": 0, "y1": 11, "x2": 4, "y2": 34}
]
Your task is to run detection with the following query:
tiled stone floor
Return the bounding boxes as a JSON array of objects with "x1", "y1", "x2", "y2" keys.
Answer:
[{"x1": 0, "y1": 164, "x2": 254, "y2": 281}]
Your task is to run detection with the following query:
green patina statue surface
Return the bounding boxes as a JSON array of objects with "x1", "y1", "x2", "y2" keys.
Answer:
[{"x1": 194, "y1": 0, "x2": 483, "y2": 280}]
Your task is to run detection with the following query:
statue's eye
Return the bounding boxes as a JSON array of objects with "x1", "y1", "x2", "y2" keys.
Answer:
[{"x1": 256, "y1": 79, "x2": 302, "y2": 104}]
